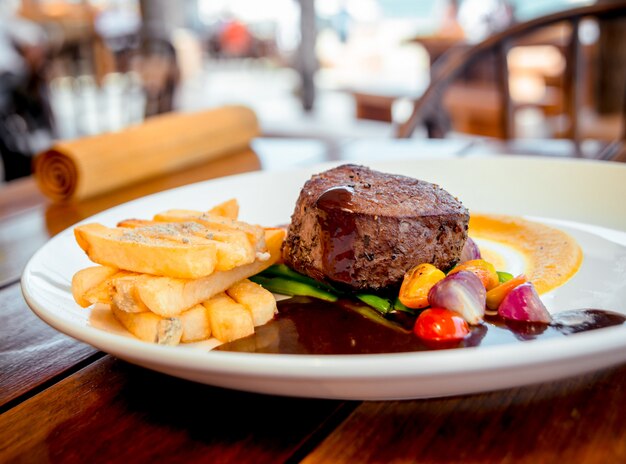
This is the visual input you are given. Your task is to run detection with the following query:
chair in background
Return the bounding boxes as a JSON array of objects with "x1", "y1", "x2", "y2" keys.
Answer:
[
  {"x1": 395, "y1": 2, "x2": 626, "y2": 162},
  {"x1": 114, "y1": 35, "x2": 180, "y2": 118},
  {"x1": 0, "y1": 6, "x2": 54, "y2": 181}
]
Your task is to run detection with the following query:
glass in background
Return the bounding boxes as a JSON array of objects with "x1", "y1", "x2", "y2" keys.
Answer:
[{"x1": 48, "y1": 71, "x2": 144, "y2": 139}]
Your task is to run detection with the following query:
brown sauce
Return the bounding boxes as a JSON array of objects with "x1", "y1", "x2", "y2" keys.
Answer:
[
  {"x1": 215, "y1": 297, "x2": 626, "y2": 355},
  {"x1": 315, "y1": 186, "x2": 357, "y2": 285}
]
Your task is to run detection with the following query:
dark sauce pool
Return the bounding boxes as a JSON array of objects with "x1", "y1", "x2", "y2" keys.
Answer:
[{"x1": 215, "y1": 297, "x2": 626, "y2": 355}]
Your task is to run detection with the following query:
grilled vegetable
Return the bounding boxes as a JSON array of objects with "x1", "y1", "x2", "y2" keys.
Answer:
[
  {"x1": 447, "y1": 259, "x2": 500, "y2": 291},
  {"x1": 414, "y1": 308, "x2": 470, "y2": 341},
  {"x1": 486, "y1": 274, "x2": 528, "y2": 311},
  {"x1": 498, "y1": 282, "x2": 552, "y2": 323},
  {"x1": 428, "y1": 271, "x2": 486, "y2": 325},
  {"x1": 459, "y1": 237, "x2": 482, "y2": 263},
  {"x1": 356, "y1": 293, "x2": 392, "y2": 314},
  {"x1": 399, "y1": 263, "x2": 446, "y2": 309},
  {"x1": 250, "y1": 275, "x2": 338, "y2": 302}
]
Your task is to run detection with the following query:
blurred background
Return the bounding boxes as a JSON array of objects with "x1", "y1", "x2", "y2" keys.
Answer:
[{"x1": 1, "y1": 0, "x2": 625, "y2": 181}]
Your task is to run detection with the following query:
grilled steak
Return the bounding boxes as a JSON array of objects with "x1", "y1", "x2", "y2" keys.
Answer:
[{"x1": 282, "y1": 164, "x2": 469, "y2": 291}]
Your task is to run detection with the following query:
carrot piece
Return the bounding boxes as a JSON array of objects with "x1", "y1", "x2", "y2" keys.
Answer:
[{"x1": 486, "y1": 274, "x2": 528, "y2": 311}]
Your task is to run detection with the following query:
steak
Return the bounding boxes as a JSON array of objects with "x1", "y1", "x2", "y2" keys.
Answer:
[{"x1": 282, "y1": 164, "x2": 469, "y2": 291}]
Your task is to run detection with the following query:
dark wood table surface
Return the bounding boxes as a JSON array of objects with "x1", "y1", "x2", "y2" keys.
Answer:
[{"x1": 2, "y1": 139, "x2": 626, "y2": 463}]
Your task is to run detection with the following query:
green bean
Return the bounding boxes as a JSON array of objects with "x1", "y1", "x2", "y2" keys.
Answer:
[
  {"x1": 497, "y1": 271, "x2": 514, "y2": 283},
  {"x1": 392, "y1": 297, "x2": 416, "y2": 315},
  {"x1": 343, "y1": 301, "x2": 410, "y2": 333},
  {"x1": 250, "y1": 275, "x2": 338, "y2": 302},
  {"x1": 355, "y1": 293, "x2": 392, "y2": 315},
  {"x1": 258, "y1": 264, "x2": 339, "y2": 293}
]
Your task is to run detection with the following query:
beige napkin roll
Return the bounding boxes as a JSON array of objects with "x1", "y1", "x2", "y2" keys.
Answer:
[{"x1": 34, "y1": 105, "x2": 259, "y2": 202}]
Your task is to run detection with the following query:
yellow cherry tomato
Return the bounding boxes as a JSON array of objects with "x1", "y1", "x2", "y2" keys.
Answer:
[
  {"x1": 448, "y1": 259, "x2": 500, "y2": 291},
  {"x1": 399, "y1": 263, "x2": 446, "y2": 309}
]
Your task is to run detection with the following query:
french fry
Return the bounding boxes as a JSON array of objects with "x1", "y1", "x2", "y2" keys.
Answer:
[
  {"x1": 208, "y1": 198, "x2": 239, "y2": 219},
  {"x1": 72, "y1": 265, "x2": 118, "y2": 307},
  {"x1": 111, "y1": 274, "x2": 152, "y2": 313},
  {"x1": 74, "y1": 223, "x2": 219, "y2": 278},
  {"x1": 211, "y1": 230, "x2": 257, "y2": 271},
  {"x1": 83, "y1": 270, "x2": 135, "y2": 306},
  {"x1": 179, "y1": 304, "x2": 212, "y2": 342},
  {"x1": 116, "y1": 218, "x2": 155, "y2": 228},
  {"x1": 118, "y1": 198, "x2": 240, "y2": 229},
  {"x1": 114, "y1": 219, "x2": 255, "y2": 271},
  {"x1": 226, "y1": 279, "x2": 277, "y2": 326},
  {"x1": 70, "y1": 265, "x2": 136, "y2": 308},
  {"x1": 203, "y1": 293, "x2": 254, "y2": 342},
  {"x1": 153, "y1": 209, "x2": 266, "y2": 253},
  {"x1": 73, "y1": 199, "x2": 285, "y2": 346},
  {"x1": 111, "y1": 304, "x2": 182, "y2": 345},
  {"x1": 133, "y1": 228, "x2": 284, "y2": 316}
]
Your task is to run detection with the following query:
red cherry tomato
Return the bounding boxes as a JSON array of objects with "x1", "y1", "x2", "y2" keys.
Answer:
[{"x1": 414, "y1": 308, "x2": 470, "y2": 341}]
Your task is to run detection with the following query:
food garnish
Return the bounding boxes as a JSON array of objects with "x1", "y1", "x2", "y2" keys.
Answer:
[
  {"x1": 249, "y1": 263, "x2": 338, "y2": 302},
  {"x1": 414, "y1": 308, "x2": 470, "y2": 342},
  {"x1": 486, "y1": 274, "x2": 528, "y2": 311},
  {"x1": 447, "y1": 259, "x2": 500, "y2": 291},
  {"x1": 250, "y1": 275, "x2": 338, "y2": 302},
  {"x1": 355, "y1": 293, "x2": 393, "y2": 314},
  {"x1": 497, "y1": 282, "x2": 552, "y2": 323},
  {"x1": 496, "y1": 271, "x2": 514, "y2": 283},
  {"x1": 427, "y1": 271, "x2": 487, "y2": 325},
  {"x1": 398, "y1": 263, "x2": 446, "y2": 309},
  {"x1": 254, "y1": 257, "x2": 550, "y2": 343}
]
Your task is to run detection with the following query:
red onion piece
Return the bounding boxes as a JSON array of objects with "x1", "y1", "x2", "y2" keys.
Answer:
[
  {"x1": 498, "y1": 282, "x2": 552, "y2": 323},
  {"x1": 459, "y1": 237, "x2": 481, "y2": 263},
  {"x1": 428, "y1": 270, "x2": 486, "y2": 325}
]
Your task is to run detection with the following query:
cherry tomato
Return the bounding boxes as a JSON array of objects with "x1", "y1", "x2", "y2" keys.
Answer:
[
  {"x1": 413, "y1": 308, "x2": 470, "y2": 341},
  {"x1": 448, "y1": 259, "x2": 500, "y2": 291},
  {"x1": 399, "y1": 263, "x2": 446, "y2": 309}
]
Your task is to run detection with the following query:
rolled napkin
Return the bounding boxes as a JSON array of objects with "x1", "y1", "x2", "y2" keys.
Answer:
[{"x1": 34, "y1": 105, "x2": 259, "y2": 202}]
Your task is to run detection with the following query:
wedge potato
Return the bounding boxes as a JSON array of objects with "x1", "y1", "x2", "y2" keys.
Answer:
[
  {"x1": 226, "y1": 279, "x2": 277, "y2": 326},
  {"x1": 133, "y1": 228, "x2": 284, "y2": 316},
  {"x1": 179, "y1": 304, "x2": 212, "y2": 342},
  {"x1": 74, "y1": 223, "x2": 219, "y2": 278},
  {"x1": 203, "y1": 293, "x2": 254, "y2": 342},
  {"x1": 111, "y1": 304, "x2": 182, "y2": 345},
  {"x1": 208, "y1": 198, "x2": 239, "y2": 219},
  {"x1": 72, "y1": 265, "x2": 118, "y2": 307}
]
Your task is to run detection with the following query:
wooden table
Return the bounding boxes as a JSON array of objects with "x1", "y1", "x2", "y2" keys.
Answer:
[{"x1": 2, "y1": 139, "x2": 626, "y2": 463}]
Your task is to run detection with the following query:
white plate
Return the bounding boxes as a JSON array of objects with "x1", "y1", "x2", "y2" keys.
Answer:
[{"x1": 21, "y1": 157, "x2": 626, "y2": 400}]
